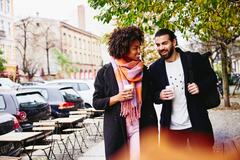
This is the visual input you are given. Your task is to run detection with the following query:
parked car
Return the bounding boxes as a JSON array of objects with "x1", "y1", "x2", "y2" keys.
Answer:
[
  {"x1": 0, "y1": 89, "x2": 27, "y2": 126},
  {"x1": 16, "y1": 90, "x2": 51, "y2": 130},
  {"x1": 0, "y1": 112, "x2": 22, "y2": 156},
  {"x1": 19, "y1": 85, "x2": 84, "y2": 118},
  {"x1": 0, "y1": 78, "x2": 21, "y2": 90},
  {"x1": 45, "y1": 79, "x2": 94, "y2": 108},
  {"x1": 0, "y1": 89, "x2": 51, "y2": 131},
  {"x1": 20, "y1": 81, "x2": 44, "y2": 86}
]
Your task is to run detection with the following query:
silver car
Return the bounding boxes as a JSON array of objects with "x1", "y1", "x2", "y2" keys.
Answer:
[
  {"x1": 0, "y1": 78, "x2": 21, "y2": 90},
  {"x1": 45, "y1": 79, "x2": 94, "y2": 108},
  {"x1": 0, "y1": 112, "x2": 22, "y2": 156}
]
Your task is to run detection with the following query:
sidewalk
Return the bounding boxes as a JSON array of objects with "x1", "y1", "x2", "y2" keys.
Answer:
[
  {"x1": 20, "y1": 118, "x2": 105, "y2": 160},
  {"x1": 78, "y1": 140, "x2": 105, "y2": 160},
  {"x1": 19, "y1": 93, "x2": 239, "y2": 160},
  {"x1": 77, "y1": 93, "x2": 240, "y2": 160}
]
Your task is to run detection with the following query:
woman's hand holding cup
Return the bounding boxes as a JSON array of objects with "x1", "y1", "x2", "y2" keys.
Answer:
[{"x1": 120, "y1": 84, "x2": 134, "y2": 102}]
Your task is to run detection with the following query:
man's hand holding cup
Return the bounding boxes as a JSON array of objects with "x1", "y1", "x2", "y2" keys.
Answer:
[{"x1": 160, "y1": 85, "x2": 175, "y2": 101}]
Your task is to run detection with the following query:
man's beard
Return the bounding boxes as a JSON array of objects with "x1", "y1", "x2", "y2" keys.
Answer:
[{"x1": 159, "y1": 45, "x2": 174, "y2": 60}]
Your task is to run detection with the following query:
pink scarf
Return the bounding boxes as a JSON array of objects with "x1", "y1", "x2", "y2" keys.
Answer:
[{"x1": 111, "y1": 57, "x2": 143, "y2": 123}]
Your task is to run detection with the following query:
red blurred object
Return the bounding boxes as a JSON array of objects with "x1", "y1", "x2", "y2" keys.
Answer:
[
  {"x1": 16, "y1": 111, "x2": 27, "y2": 121},
  {"x1": 13, "y1": 116, "x2": 20, "y2": 129},
  {"x1": 59, "y1": 102, "x2": 75, "y2": 109},
  {"x1": 0, "y1": 71, "x2": 9, "y2": 77}
]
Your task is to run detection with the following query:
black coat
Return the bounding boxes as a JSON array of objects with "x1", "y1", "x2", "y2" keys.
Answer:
[
  {"x1": 149, "y1": 48, "x2": 215, "y2": 146},
  {"x1": 93, "y1": 63, "x2": 158, "y2": 159}
]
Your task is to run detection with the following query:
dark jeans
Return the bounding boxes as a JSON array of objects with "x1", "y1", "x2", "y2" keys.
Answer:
[{"x1": 164, "y1": 128, "x2": 213, "y2": 152}]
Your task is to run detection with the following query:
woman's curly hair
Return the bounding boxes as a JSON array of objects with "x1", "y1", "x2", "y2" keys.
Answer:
[{"x1": 108, "y1": 26, "x2": 144, "y2": 59}]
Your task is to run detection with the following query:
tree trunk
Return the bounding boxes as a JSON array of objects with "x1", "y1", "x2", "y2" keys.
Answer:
[
  {"x1": 23, "y1": 30, "x2": 27, "y2": 74},
  {"x1": 47, "y1": 48, "x2": 50, "y2": 75},
  {"x1": 220, "y1": 45, "x2": 230, "y2": 107}
]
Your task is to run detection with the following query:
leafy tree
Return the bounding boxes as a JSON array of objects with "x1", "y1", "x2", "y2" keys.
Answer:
[
  {"x1": 0, "y1": 49, "x2": 6, "y2": 71},
  {"x1": 53, "y1": 49, "x2": 78, "y2": 77},
  {"x1": 141, "y1": 36, "x2": 159, "y2": 66},
  {"x1": 88, "y1": 0, "x2": 240, "y2": 107}
]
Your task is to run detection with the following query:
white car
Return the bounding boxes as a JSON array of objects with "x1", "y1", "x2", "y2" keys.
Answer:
[
  {"x1": 0, "y1": 78, "x2": 21, "y2": 90},
  {"x1": 45, "y1": 79, "x2": 94, "y2": 108}
]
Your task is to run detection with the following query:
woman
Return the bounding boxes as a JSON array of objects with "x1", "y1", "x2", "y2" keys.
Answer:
[{"x1": 93, "y1": 26, "x2": 158, "y2": 160}]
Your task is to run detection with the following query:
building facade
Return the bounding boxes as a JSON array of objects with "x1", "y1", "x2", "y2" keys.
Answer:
[
  {"x1": 14, "y1": 17, "x2": 102, "y2": 80},
  {"x1": 0, "y1": 0, "x2": 16, "y2": 78},
  {"x1": 60, "y1": 21, "x2": 102, "y2": 79}
]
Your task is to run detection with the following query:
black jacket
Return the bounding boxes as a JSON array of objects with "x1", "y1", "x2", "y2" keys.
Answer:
[
  {"x1": 149, "y1": 48, "x2": 215, "y2": 146},
  {"x1": 93, "y1": 63, "x2": 158, "y2": 159}
]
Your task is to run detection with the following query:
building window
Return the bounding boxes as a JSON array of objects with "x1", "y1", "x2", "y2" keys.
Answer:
[
  {"x1": 6, "y1": 0, "x2": 10, "y2": 14},
  {"x1": 83, "y1": 40, "x2": 86, "y2": 50},
  {"x1": 89, "y1": 70, "x2": 93, "y2": 79},
  {"x1": 63, "y1": 33, "x2": 66, "y2": 45},
  {"x1": 68, "y1": 35, "x2": 72, "y2": 47},
  {"x1": 79, "y1": 38, "x2": 81, "y2": 49},
  {"x1": 0, "y1": 0, "x2": 3, "y2": 13},
  {"x1": 74, "y1": 36, "x2": 77, "y2": 48},
  {"x1": 0, "y1": 20, "x2": 4, "y2": 30},
  {"x1": 84, "y1": 70, "x2": 88, "y2": 79},
  {"x1": 68, "y1": 51, "x2": 72, "y2": 61},
  {"x1": 74, "y1": 51, "x2": 77, "y2": 62},
  {"x1": 93, "y1": 42, "x2": 96, "y2": 52},
  {"x1": 88, "y1": 41, "x2": 91, "y2": 51},
  {"x1": 7, "y1": 22, "x2": 10, "y2": 36},
  {"x1": 80, "y1": 69, "x2": 84, "y2": 79}
]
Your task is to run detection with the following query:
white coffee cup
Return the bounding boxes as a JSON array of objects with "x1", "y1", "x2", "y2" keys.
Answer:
[
  {"x1": 123, "y1": 84, "x2": 134, "y2": 91},
  {"x1": 165, "y1": 85, "x2": 175, "y2": 99}
]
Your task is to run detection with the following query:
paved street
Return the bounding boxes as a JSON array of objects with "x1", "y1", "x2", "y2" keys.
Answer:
[
  {"x1": 19, "y1": 93, "x2": 240, "y2": 160},
  {"x1": 78, "y1": 141, "x2": 105, "y2": 160},
  {"x1": 20, "y1": 119, "x2": 105, "y2": 160},
  {"x1": 19, "y1": 108, "x2": 240, "y2": 160}
]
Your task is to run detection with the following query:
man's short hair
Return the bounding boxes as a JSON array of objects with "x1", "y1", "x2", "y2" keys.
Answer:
[{"x1": 155, "y1": 28, "x2": 177, "y2": 42}]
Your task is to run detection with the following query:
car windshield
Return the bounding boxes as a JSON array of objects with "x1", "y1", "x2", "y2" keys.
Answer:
[
  {"x1": 47, "y1": 82, "x2": 90, "y2": 91},
  {"x1": 0, "y1": 96, "x2": 6, "y2": 111},
  {"x1": 16, "y1": 93, "x2": 46, "y2": 108},
  {"x1": 20, "y1": 88, "x2": 48, "y2": 99},
  {"x1": 78, "y1": 83, "x2": 90, "y2": 91},
  {"x1": 61, "y1": 83, "x2": 78, "y2": 89},
  {"x1": 60, "y1": 88, "x2": 81, "y2": 102}
]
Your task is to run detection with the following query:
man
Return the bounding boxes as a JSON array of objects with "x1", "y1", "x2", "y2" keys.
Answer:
[{"x1": 149, "y1": 28, "x2": 215, "y2": 152}]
